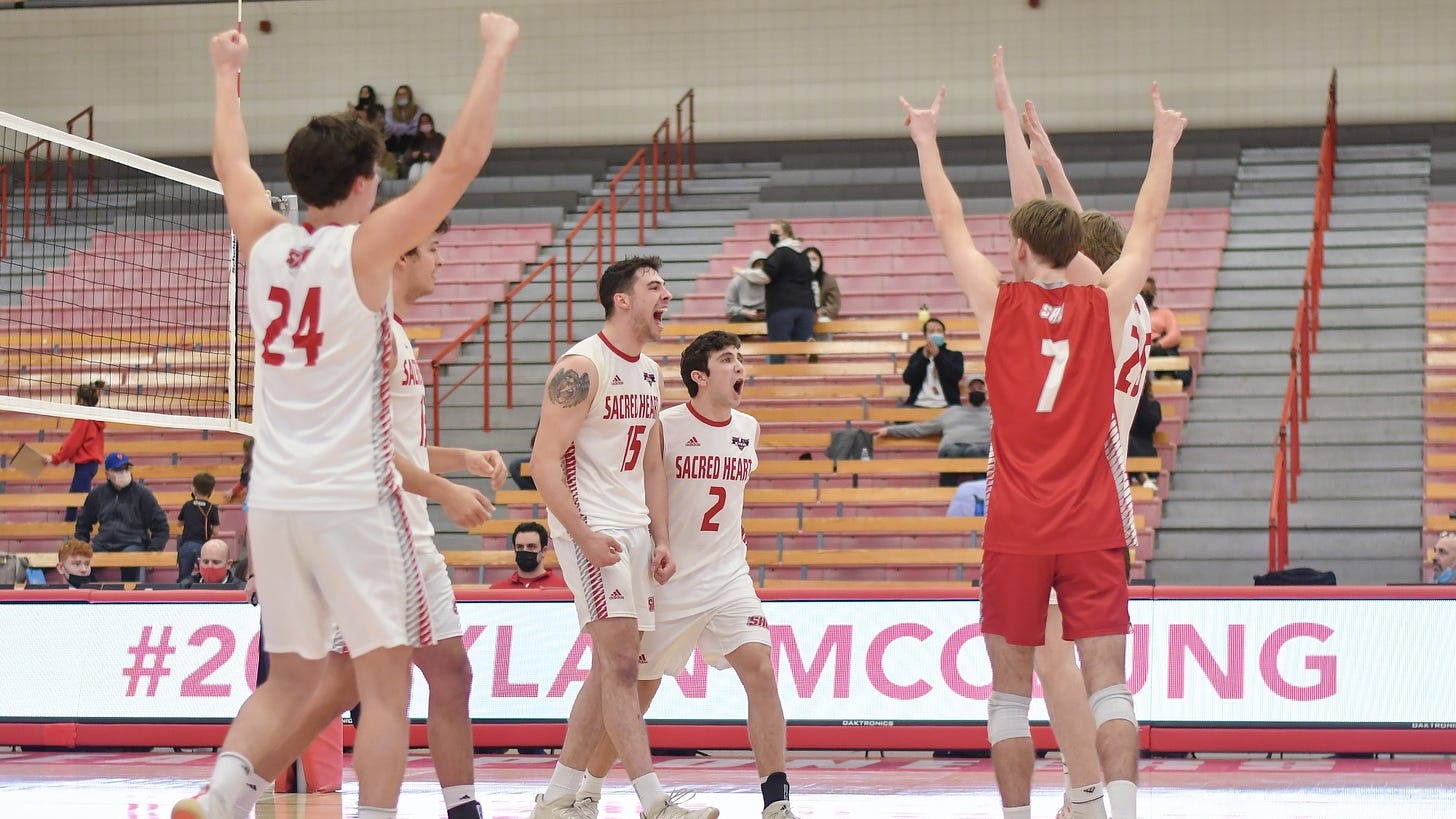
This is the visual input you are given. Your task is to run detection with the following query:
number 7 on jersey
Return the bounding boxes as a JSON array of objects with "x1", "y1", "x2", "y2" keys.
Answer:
[{"x1": 1038, "y1": 339, "x2": 1069, "y2": 412}]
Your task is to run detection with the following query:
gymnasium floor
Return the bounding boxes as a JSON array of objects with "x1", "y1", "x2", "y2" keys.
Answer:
[{"x1": 1, "y1": 751, "x2": 1450, "y2": 818}]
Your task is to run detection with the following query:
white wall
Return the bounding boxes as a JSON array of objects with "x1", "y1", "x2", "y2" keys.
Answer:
[{"x1": 1, "y1": 0, "x2": 1452, "y2": 157}]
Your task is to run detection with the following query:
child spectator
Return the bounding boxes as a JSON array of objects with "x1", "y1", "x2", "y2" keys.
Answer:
[
  {"x1": 725, "y1": 250, "x2": 768, "y2": 322},
  {"x1": 402, "y1": 112, "x2": 445, "y2": 183},
  {"x1": 50, "y1": 380, "x2": 107, "y2": 522},
  {"x1": 384, "y1": 84, "x2": 422, "y2": 154},
  {"x1": 176, "y1": 472, "x2": 220, "y2": 581},
  {"x1": 180, "y1": 539, "x2": 244, "y2": 589},
  {"x1": 56, "y1": 537, "x2": 92, "y2": 589},
  {"x1": 805, "y1": 246, "x2": 842, "y2": 323}
]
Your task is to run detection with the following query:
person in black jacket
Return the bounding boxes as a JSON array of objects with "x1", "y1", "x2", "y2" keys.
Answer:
[
  {"x1": 73, "y1": 452, "x2": 169, "y2": 582},
  {"x1": 1127, "y1": 373, "x2": 1163, "y2": 492},
  {"x1": 757, "y1": 219, "x2": 817, "y2": 363},
  {"x1": 902, "y1": 317, "x2": 965, "y2": 407}
]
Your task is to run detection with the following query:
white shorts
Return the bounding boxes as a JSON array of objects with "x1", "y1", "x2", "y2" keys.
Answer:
[
  {"x1": 328, "y1": 538, "x2": 463, "y2": 654},
  {"x1": 250, "y1": 505, "x2": 429, "y2": 659},
  {"x1": 556, "y1": 526, "x2": 656, "y2": 631},
  {"x1": 638, "y1": 575, "x2": 770, "y2": 680}
]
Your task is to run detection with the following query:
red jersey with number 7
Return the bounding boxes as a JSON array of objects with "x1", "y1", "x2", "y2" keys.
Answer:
[{"x1": 982, "y1": 281, "x2": 1137, "y2": 556}]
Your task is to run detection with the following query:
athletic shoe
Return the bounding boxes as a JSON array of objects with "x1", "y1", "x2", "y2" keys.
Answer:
[
  {"x1": 171, "y1": 791, "x2": 216, "y2": 819},
  {"x1": 762, "y1": 801, "x2": 798, "y2": 819},
  {"x1": 641, "y1": 790, "x2": 720, "y2": 819},
  {"x1": 531, "y1": 793, "x2": 590, "y2": 819},
  {"x1": 574, "y1": 795, "x2": 601, "y2": 819}
]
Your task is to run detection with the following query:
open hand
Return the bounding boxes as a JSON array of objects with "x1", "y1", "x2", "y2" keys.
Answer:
[
  {"x1": 1022, "y1": 101, "x2": 1055, "y2": 167},
  {"x1": 1151, "y1": 82, "x2": 1188, "y2": 149},
  {"x1": 209, "y1": 30, "x2": 248, "y2": 76},
  {"x1": 899, "y1": 87, "x2": 946, "y2": 145}
]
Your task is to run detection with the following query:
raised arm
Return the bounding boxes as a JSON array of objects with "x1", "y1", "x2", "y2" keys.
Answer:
[
  {"x1": 900, "y1": 88, "x2": 1002, "y2": 334},
  {"x1": 352, "y1": 13, "x2": 519, "y2": 309},
  {"x1": 1023, "y1": 100, "x2": 1083, "y2": 212},
  {"x1": 208, "y1": 31, "x2": 286, "y2": 260},
  {"x1": 1101, "y1": 84, "x2": 1187, "y2": 323},
  {"x1": 531, "y1": 356, "x2": 621, "y2": 569},
  {"x1": 994, "y1": 46, "x2": 1044, "y2": 207}
]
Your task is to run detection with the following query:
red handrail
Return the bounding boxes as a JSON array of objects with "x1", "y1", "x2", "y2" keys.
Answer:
[
  {"x1": 652, "y1": 117, "x2": 671, "y2": 215},
  {"x1": 65, "y1": 106, "x2": 94, "y2": 209},
  {"x1": 1268, "y1": 69, "x2": 1337, "y2": 572},
  {"x1": 0, "y1": 166, "x2": 8, "y2": 259},
  {"x1": 674, "y1": 88, "x2": 696, "y2": 194},
  {"x1": 430, "y1": 311, "x2": 493, "y2": 445},
  {"x1": 608, "y1": 147, "x2": 647, "y2": 261},
  {"x1": 564, "y1": 200, "x2": 604, "y2": 342},
  {"x1": 505, "y1": 257, "x2": 559, "y2": 410},
  {"x1": 23, "y1": 138, "x2": 53, "y2": 240}
]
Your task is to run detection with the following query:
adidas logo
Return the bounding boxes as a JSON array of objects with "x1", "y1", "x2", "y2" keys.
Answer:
[
  {"x1": 685, "y1": 436, "x2": 701, "y2": 447},
  {"x1": 611, "y1": 374, "x2": 624, "y2": 386},
  {"x1": 609, "y1": 589, "x2": 625, "y2": 600}
]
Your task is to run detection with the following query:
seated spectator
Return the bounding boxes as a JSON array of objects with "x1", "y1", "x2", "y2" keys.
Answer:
[
  {"x1": 490, "y1": 522, "x2": 568, "y2": 589},
  {"x1": 509, "y1": 430, "x2": 538, "y2": 491},
  {"x1": 402, "y1": 112, "x2": 445, "y2": 183},
  {"x1": 1143, "y1": 277, "x2": 1191, "y2": 386},
  {"x1": 877, "y1": 375, "x2": 990, "y2": 487},
  {"x1": 56, "y1": 537, "x2": 92, "y2": 589},
  {"x1": 725, "y1": 250, "x2": 768, "y2": 323},
  {"x1": 946, "y1": 478, "x2": 987, "y2": 517},
  {"x1": 384, "y1": 84, "x2": 422, "y2": 154},
  {"x1": 351, "y1": 84, "x2": 384, "y2": 121},
  {"x1": 74, "y1": 453, "x2": 169, "y2": 583},
  {"x1": 180, "y1": 539, "x2": 244, "y2": 589},
  {"x1": 50, "y1": 380, "x2": 107, "y2": 522},
  {"x1": 805, "y1": 246, "x2": 841, "y2": 324},
  {"x1": 902, "y1": 317, "x2": 965, "y2": 408},
  {"x1": 176, "y1": 472, "x2": 220, "y2": 582},
  {"x1": 1434, "y1": 533, "x2": 1456, "y2": 584},
  {"x1": 1127, "y1": 373, "x2": 1162, "y2": 492}
]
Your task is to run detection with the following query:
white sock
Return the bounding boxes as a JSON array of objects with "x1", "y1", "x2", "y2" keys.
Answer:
[
  {"x1": 543, "y1": 763, "x2": 586, "y2": 805},
  {"x1": 1003, "y1": 807, "x2": 1031, "y2": 819},
  {"x1": 632, "y1": 772, "x2": 668, "y2": 814},
  {"x1": 1062, "y1": 763, "x2": 1072, "y2": 808},
  {"x1": 1107, "y1": 780, "x2": 1137, "y2": 819},
  {"x1": 442, "y1": 784, "x2": 477, "y2": 807},
  {"x1": 580, "y1": 772, "x2": 606, "y2": 799},
  {"x1": 1069, "y1": 782, "x2": 1107, "y2": 819},
  {"x1": 206, "y1": 752, "x2": 253, "y2": 814},
  {"x1": 231, "y1": 771, "x2": 271, "y2": 818},
  {"x1": 357, "y1": 808, "x2": 396, "y2": 819}
]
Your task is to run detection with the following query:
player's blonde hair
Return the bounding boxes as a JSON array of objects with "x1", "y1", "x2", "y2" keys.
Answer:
[
  {"x1": 1079, "y1": 210, "x2": 1127, "y2": 273},
  {"x1": 1009, "y1": 199, "x2": 1082, "y2": 269}
]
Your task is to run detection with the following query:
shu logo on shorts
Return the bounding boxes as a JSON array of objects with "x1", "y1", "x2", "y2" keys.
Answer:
[
  {"x1": 286, "y1": 247, "x2": 313, "y2": 269},
  {"x1": 1039, "y1": 303, "x2": 1065, "y2": 325},
  {"x1": 685, "y1": 436, "x2": 701, "y2": 447},
  {"x1": 611, "y1": 374, "x2": 624, "y2": 386},
  {"x1": 747, "y1": 615, "x2": 768, "y2": 628},
  {"x1": 609, "y1": 589, "x2": 625, "y2": 600},
  {"x1": 731, "y1": 436, "x2": 750, "y2": 451},
  {"x1": 648, "y1": 596, "x2": 656, "y2": 612}
]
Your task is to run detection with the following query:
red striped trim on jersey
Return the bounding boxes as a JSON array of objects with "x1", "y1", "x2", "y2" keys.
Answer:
[
  {"x1": 1102, "y1": 414, "x2": 1139, "y2": 552},
  {"x1": 563, "y1": 444, "x2": 608, "y2": 619},
  {"x1": 597, "y1": 331, "x2": 641, "y2": 363}
]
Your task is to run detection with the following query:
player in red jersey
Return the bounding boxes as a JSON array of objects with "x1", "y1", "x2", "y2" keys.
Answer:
[{"x1": 902, "y1": 80, "x2": 1186, "y2": 819}]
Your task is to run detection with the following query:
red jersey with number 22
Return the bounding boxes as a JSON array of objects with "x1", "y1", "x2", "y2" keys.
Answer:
[{"x1": 983, "y1": 281, "x2": 1136, "y2": 556}]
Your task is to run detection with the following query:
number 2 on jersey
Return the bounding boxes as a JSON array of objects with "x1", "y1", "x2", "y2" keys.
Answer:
[
  {"x1": 621, "y1": 424, "x2": 647, "y2": 471},
  {"x1": 1116, "y1": 324, "x2": 1149, "y2": 397},
  {"x1": 260, "y1": 286, "x2": 324, "y2": 366},
  {"x1": 701, "y1": 485, "x2": 728, "y2": 532},
  {"x1": 1037, "y1": 339, "x2": 1070, "y2": 412}
]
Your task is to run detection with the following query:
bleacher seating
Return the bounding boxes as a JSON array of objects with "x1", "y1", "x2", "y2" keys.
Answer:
[{"x1": 1421, "y1": 202, "x2": 1456, "y2": 579}]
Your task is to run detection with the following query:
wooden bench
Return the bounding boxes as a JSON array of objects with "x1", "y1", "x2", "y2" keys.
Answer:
[
  {"x1": 19, "y1": 438, "x2": 244, "y2": 461},
  {"x1": 0, "y1": 491, "x2": 236, "y2": 510},
  {"x1": 0, "y1": 463, "x2": 240, "y2": 484},
  {"x1": 0, "y1": 521, "x2": 184, "y2": 539}
]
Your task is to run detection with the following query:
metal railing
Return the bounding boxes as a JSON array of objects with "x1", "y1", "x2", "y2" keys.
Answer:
[
  {"x1": 1268, "y1": 69, "x2": 1338, "y2": 572},
  {"x1": 608, "y1": 147, "x2": 647, "y2": 261},
  {"x1": 503, "y1": 257, "x2": 559, "y2": 410},
  {"x1": 65, "y1": 106, "x2": 94, "y2": 209},
  {"x1": 674, "y1": 88, "x2": 695, "y2": 194},
  {"x1": 563, "y1": 200, "x2": 604, "y2": 343},
  {"x1": 0, "y1": 166, "x2": 8, "y2": 259},
  {"x1": 22, "y1": 138, "x2": 53, "y2": 240}
]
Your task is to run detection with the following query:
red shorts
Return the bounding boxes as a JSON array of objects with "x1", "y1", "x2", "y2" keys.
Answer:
[{"x1": 980, "y1": 548, "x2": 1130, "y2": 646}]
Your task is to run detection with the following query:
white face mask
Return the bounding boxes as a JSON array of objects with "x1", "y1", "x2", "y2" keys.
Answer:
[
  {"x1": 108, "y1": 470, "x2": 132, "y2": 489},
  {"x1": 810, "y1": 261, "x2": 821, "y2": 273}
]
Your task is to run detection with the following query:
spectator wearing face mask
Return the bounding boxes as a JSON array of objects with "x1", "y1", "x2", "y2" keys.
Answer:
[
  {"x1": 749, "y1": 219, "x2": 817, "y2": 363},
  {"x1": 1433, "y1": 533, "x2": 1456, "y2": 584},
  {"x1": 902, "y1": 317, "x2": 965, "y2": 407},
  {"x1": 490, "y1": 521, "x2": 568, "y2": 589},
  {"x1": 1143, "y1": 276, "x2": 1190, "y2": 386},
  {"x1": 73, "y1": 453, "x2": 169, "y2": 583},
  {"x1": 804, "y1": 246, "x2": 842, "y2": 324},
  {"x1": 384, "y1": 84, "x2": 423, "y2": 154},
  {"x1": 876, "y1": 375, "x2": 991, "y2": 487},
  {"x1": 55, "y1": 537, "x2": 92, "y2": 589},
  {"x1": 1126, "y1": 373, "x2": 1163, "y2": 493},
  {"x1": 351, "y1": 84, "x2": 384, "y2": 121},
  {"x1": 725, "y1": 250, "x2": 768, "y2": 322},
  {"x1": 180, "y1": 539, "x2": 245, "y2": 589},
  {"x1": 402, "y1": 112, "x2": 445, "y2": 183}
]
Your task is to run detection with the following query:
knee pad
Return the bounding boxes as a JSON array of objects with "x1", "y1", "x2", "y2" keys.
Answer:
[
  {"x1": 986, "y1": 691, "x2": 1033, "y2": 746},
  {"x1": 1088, "y1": 683, "x2": 1136, "y2": 728}
]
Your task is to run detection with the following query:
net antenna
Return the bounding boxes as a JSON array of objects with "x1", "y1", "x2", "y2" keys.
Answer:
[{"x1": 0, "y1": 109, "x2": 253, "y2": 435}]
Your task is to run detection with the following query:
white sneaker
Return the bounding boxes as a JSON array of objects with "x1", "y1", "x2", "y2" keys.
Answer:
[
  {"x1": 641, "y1": 790, "x2": 720, "y2": 819},
  {"x1": 531, "y1": 793, "x2": 588, "y2": 819},
  {"x1": 763, "y1": 801, "x2": 798, "y2": 819},
  {"x1": 574, "y1": 795, "x2": 601, "y2": 819},
  {"x1": 1140, "y1": 478, "x2": 1158, "y2": 493}
]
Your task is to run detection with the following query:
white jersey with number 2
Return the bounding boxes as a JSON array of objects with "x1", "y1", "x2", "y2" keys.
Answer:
[
  {"x1": 1112, "y1": 293, "x2": 1154, "y2": 465},
  {"x1": 657, "y1": 402, "x2": 759, "y2": 618},
  {"x1": 546, "y1": 333, "x2": 663, "y2": 540}
]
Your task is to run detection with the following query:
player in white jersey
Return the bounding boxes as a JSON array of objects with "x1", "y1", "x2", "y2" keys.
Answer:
[
  {"x1": 528, "y1": 257, "x2": 719, "y2": 819},
  {"x1": 573, "y1": 331, "x2": 797, "y2": 819},
  {"x1": 178, "y1": 15, "x2": 516, "y2": 819},
  {"x1": 994, "y1": 48, "x2": 1155, "y2": 819},
  {"x1": 220, "y1": 220, "x2": 506, "y2": 819}
]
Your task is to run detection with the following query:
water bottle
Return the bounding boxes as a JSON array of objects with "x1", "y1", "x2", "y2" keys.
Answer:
[
  {"x1": 917, "y1": 303, "x2": 930, "y2": 323},
  {"x1": 859, "y1": 447, "x2": 871, "y2": 461}
]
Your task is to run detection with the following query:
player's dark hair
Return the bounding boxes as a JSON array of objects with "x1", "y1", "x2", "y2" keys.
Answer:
[
  {"x1": 1009, "y1": 199, "x2": 1083, "y2": 269},
  {"x1": 680, "y1": 330, "x2": 742, "y2": 398},
  {"x1": 922, "y1": 317, "x2": 946, "y2": 335},
  {"x1": 403, "y1": 217, "x2": 452, "y2": 258},
  {"x1": 599, "y1": 255, "x2": 663, "y2": 318},
  {"x1": 284, "y1": 113, "x2": 383, "y2": 209},
  {"x1": 75, "y1": 379, "x2": 105, "y2": 407},
  {"x1": 191, "y1": 472, "x2": 216, "y2": 497},
  {"x1": 511, "y1": 521, "x2": 550, "y2": 549}
]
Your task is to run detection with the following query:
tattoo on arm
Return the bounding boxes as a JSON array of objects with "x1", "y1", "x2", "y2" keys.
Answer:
[{"x1": 548, "y1": 368, "x2": 591, "y2": 408}]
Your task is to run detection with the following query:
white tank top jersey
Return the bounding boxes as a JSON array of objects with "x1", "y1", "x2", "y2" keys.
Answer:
[
  {"x1": 389, "y1": 316, "x2": 434, "y2": 541},
  {"x1": 657, "y1": 403, "x2": 759, "y2": 616},
  {"x1": 1113, "y1": 294, "x2": 1154, "y2": 465},
  {"x1": 246, "y1": 222, "x2": 401, "y2": 511},
  {"x1": 546, "y1": 332, "x2": 662, "y2": 539}
]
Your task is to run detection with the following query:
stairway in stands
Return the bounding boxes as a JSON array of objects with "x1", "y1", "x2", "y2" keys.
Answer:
[{"x1": 1156, "y1": 143, "x2": 1431, "y2": 584}]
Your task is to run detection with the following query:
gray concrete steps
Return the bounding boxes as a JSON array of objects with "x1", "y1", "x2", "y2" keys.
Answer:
[
  {"x1": 1195, "y1": 349, "x2": 1422, "y2": 376},
  {"x1": 1180, "y1": 417, "x2": 1422, "y2": 447},
  {"x1": 1212, "y1": 285, "x2": 1424, "y2": 310},
  {"x1": 1152, "y1": 555, "x2": 1421, "y2": 586},
  {"x1": 1193, "y1": 371, "x2": 1420, "y2": 397},
  {"x1": 1186, "y1": 393, "x2": 1420, "y2": 421},
  {"x1": 1159, "y1": 498, "x2": 1418, "y2": 530},
  {"x1": 1171, "y1": 470, "x2": 1421, "y2": 500},
  {"x1": 1211, "y1": 304, "x2": 1422, "y2": 330},
  {"x1": 1175, "y1": 442, "x2": 1422, "y2": 473},
  {"x1": 1206, "y1": 327, "x2": 1421, "y2": 353}
]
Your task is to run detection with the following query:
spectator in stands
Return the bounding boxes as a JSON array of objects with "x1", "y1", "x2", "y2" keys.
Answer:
[
  {"x1": 902, "y1": 317, "x2": 965, "y2": 407},
  {"x1": 509, "y1": 429, "x2": 538, "y2": 491},
  {"x1": 1127, "y1": 373, "x2": 1162, "y2": 492},
  {"x1": 226, "y1": 437, "x2": 252, "y2": 503},
  {"x1": 805, "y1": 246, "x2": 842, "y2": 323},
  {"x1": 1144, "y1": 277, "x2": 1191, "y2": 386},
  {"x1": 402, "y1": 112, "x2": 446, "y2": 183},
  {"x1": 384, "y1": 84, "x2": 423, "y2": 154},
  {"x1": 50, "y1": 380, "x2": 107, "y2": 522},
  {"x1": 490, "y1": 521, "x2": 568, "y2": 589},
  {"x1": 180, "y1": 539, "x2": 244, "y2": 589},
  {"x1": 946, "y1": 478, "x2": 987, "y2": 518},
  {"x1": 55, "y1": 537, "x2": 92, "y2": 589},
  {"x1": 1433, "y1": 533, "x2": 1456, "y2": 584},
  {"x1": 73, "y1": 453, "x2": 169, "y2": 583},
  {"x1": 176, "y1": 472, "x2": 220, "y2": 582},
  {"x1": 755, "y1": 219, "x2": 817, "y2": 363},
  {"x1": 351, "y1": 84, "x2": 384, "y2": 121},
  {"x1": 877, "y1": 375, "x2": 990, "y2": 487},
  {"x1": 725, "y1": 250, "x2": 768, "y2": 323}
]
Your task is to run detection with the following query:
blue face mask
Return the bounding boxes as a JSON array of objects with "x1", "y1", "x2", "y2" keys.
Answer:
[
  {"x1": 1437, "y1": 566, "x2": 1456, "y2": 584},
  {"x1": 928, "y1": 333, "x2": 945, "y2": 347}
]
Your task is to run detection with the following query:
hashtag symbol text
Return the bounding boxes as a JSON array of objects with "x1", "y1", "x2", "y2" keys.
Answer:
[{"x1": 123, "y1": 626, "x2": 177, "y2": 697}]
